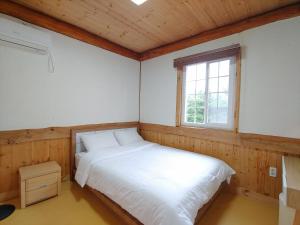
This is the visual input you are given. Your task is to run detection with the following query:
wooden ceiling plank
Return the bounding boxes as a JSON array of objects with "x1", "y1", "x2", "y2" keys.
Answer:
[
  {"x1": 11, "y1": 0, "x2": 299, "y2": 53},
  {"x1": 181, "y1": 0, "x2": 218, "y2": 30},
  {"x1": 81, "y1": 0, "x2": 163, "y2": 43},
  {"x1": 108, "y1": 0, "x2": 195, "y2": 45},
  {"x1": 72, "y1": 1, "x2": 157, "y2": 52},
  {"x1": 140, "y1": 3, "x2": 300, "y2": 61},
  {"x1": 0, "y1": 1, "x2": 140, "y2": 60},
  {"x1": 2, "y1": 1, "x2": 300, "y2": 60},
  {"x1": 160, "y1": 0, "x2": 206, "y2": 35},
  {"x1": 14, "y1": 0, "x2": 167, "y2": 52},
  {"x1": 17, "y1": 0, "x2": 157, "y2": 52}
]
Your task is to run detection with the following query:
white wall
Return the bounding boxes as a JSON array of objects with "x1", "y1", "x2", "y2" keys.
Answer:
[
  {"x1": 0, "y1": 14, "x2": 140, "y2": 131},
  {"x1": 1, "y1": 14, "x2": 300, "y2": 138},
  {"x1": 141, "y1": 17, "x2": 300, "y2": 139}
]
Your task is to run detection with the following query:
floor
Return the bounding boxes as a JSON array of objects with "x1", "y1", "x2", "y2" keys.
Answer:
[{"x1": 1, "y1": 181, "x2": 278, "y2": 225}]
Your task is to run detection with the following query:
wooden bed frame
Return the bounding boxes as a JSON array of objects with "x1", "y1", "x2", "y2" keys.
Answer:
[
  {"x1": 87, "y1": 182, "x2": 226, "y2": 225},
  {"x1": 71, "y1": 122, "x2": 226, "y2": 225}
]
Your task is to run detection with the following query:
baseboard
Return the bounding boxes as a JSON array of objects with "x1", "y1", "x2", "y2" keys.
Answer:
[
  {"x1": 229, "y1": 186, "x2": 279, "y2": 204},
  {"x1": 0, "y1": 190, "x2": 18, "y2": 202}
]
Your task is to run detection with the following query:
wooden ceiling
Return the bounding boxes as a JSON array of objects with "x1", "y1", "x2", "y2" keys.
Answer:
[
  {"x1": 10, "y1": 0, "x2": 300, "y2": 53},
  {"x1": 0, "y1": 1, "x2": 300, "y2": 60}
]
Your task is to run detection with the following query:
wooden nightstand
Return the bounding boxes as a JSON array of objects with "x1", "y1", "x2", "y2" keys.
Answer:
[{"x1": 19, "y1": 161, "x2": 61, "y2": 208}]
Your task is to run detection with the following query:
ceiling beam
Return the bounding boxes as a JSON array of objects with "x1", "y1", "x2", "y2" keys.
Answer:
[
  {"x1": 140, "y1": 3, "x2": 300, "y2": 61},
  {"x1": 0, "y1": 1, "x2": 140, "y2": 61}
]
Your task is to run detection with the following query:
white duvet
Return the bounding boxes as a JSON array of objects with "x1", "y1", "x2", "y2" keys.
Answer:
[{"x1": 75, "y1": 141, "x2": 235, "y2": 225}]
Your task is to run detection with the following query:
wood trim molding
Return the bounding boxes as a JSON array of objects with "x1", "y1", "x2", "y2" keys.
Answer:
[
  {"x1": 0, "y1": 127, "x2": 70, "y2": 145},
  {"x1": 0, "y1": 122, "x2": 139, "y2": 145},
  {"x1": 139, "y1": 123, "x2": 300, "y2": 155},
  {"x1": 234, "y1": 50, "x2": 241, "y2": 133},
  {"x1": 176, "y1": 66, "x2": 184, "y2": 127},
  {"x1": 0, "y1": 2, "x2": 299, "y2": 62},
  {"x1": 2, "y1": 122, "x2": 300, "y2": 155},
  {"x1": 140, "y1": 3, "x2": 300, "y2": 61},
  {"x1": 0, "y1": 1, "x2": 140, "y2": 60},
  {"x1": 173, "y1": 44, "x2": 240, "y2": 68},
  {"x1": 0, "y1": 2, "x2": 299, "y2": 61},
  {"x1": 174, "y1": 46, "x2": 241, "y2": 132}
]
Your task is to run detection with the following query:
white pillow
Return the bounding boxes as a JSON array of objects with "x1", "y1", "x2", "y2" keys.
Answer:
[
  {"x1": 81, "y1": 131, "x2": 119, "y2": 152},
  {"x1": 114, "y1": 128, "x2": 143, "y2": 146}
]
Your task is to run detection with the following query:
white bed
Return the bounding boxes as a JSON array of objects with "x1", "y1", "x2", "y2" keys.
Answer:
[{"x1": 74, "y1": 129, "x2": 235, "y2": 225}]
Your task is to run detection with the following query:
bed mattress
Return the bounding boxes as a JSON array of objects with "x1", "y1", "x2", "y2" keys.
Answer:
[{"x1": 75, "y1": 141, "x2": 235, "y2": 225}]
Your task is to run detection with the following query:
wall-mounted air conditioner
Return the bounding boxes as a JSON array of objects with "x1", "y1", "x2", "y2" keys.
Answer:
[{"x1": 0, "y1": 16, "x2": 54, "y2": 73}]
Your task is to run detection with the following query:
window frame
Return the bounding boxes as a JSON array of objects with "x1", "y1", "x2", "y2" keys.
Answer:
[{"x1": 175, "y1": 45, "x2": 241, "y2": 132}]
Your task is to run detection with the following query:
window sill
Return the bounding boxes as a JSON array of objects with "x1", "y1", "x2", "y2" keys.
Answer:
[{"x1": 178, "y1": 124, "x2": 238, "y2": 134}]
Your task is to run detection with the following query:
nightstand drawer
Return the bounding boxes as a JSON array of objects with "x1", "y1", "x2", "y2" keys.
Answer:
[
  {"x1": 25, "y1": 183, "x2": 58, "y2": 205},
  {"x1": 26, "y1": 173, "x2": 58, "y2": 192}
]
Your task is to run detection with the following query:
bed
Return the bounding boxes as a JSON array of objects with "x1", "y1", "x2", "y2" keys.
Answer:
[{"x1": 71, "y1": 125, "x2": 235, "y2": 225}]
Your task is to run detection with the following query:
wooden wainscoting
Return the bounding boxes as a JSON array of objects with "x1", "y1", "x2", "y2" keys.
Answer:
[
  {"x1": 139, "y1": 123, "x2": 300, "y2": 199},
  {"x1": 1, "y1": 121, "x2": 299, "y2": 202},
  {"x1": 0, "y1": 128, "x2": 70, "y2": 202},
  {"x1": 0, "y1": 122, "x2": 138, "y2": 201},
  {"x1": 0, "y1": 135, "x2": 70, "y2": 201}
]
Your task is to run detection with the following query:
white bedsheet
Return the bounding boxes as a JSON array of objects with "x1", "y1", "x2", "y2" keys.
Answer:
[
  {"x1": 75, "y1": 141, "x2": 235, "y2": 225},
  {"x1": 75, "y1": 152, "x2": 86, "y2": 168}
]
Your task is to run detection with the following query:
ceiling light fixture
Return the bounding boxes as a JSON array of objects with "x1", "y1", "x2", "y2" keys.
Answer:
[{"x1": 131, "y1": 0, "x2": 147, "y2": 6}]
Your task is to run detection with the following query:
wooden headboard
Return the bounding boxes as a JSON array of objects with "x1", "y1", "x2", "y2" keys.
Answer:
[{"x1": 70, "y1": 122, "x2": 139, "y2": 180}]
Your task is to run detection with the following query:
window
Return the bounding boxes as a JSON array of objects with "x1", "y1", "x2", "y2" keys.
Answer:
[{"x1": 175, "y1": 45, "x2": 241, "y2": 131}]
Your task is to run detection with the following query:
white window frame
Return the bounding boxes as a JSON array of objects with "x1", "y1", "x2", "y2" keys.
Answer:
[{"x1": 181, "y1": 56, "x2": 236, "y2": 130}]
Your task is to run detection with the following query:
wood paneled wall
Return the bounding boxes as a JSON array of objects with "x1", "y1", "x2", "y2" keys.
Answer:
[
  {"x1": 1, "y1": 121, "x2": 299, "y2": 201},
  {"x1": 0, "y1": 122, "x2": 138, "y2": 201},
  {"x1": 0, "y1": 137, "x2": 70, "y2": 200},
  {"x1": 140, "y1": 123, "x2": 300, "y2": 199}
]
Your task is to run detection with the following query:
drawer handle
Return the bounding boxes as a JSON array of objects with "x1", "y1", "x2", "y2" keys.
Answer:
[{"x1": 39, "y1": 184, "x2": 48, "y2": 189}]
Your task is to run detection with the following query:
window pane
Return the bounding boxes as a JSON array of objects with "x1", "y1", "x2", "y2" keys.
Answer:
[
  {"x1": 208, "y1": 93, "x2": 218, "y2": 106},
  {"x1": 208, "y1": 78, "x2": 218, "y2": 93},
  {"x1": 209, "y1": 62, "x2": 218, "y2": 77},
  {"x1": 219, "y1": 60, "x2": 230, "y2": 76},
  {"x1": 197, "y1": 63, "x2": 206, "y2": 80},
  {"x1": 182, "y1": 56, "x2": 235, "y2": 128},
  {"x1": 216, "y1": 93, "x2": 228, "y2": 124},
  {"x1": 219, "y1": 76, "x2": 229, "y2": 92},
  {"x1": 186, "y1": 81, "x2": 196, "y2": 95},
  {"x1": 186, "y1": 94, "x2": 196, "y2": 108},
  {"x1": 218, "y1": 93, "x2": 228, "y2": 108},
  {"x1": 216, "y1": 110, "x2": 227, "y2": 124},
  {"x1": 207, "y1": 93, "x2": 218, "y2": 123},
  {"x1": 186, "y1": 64, "x2": 197, "y2": 81},
  {"x1": 185, "y1": 95, "x2": 196, "y2": 123},
  {"x1": 186, "y1": 115, "x2": 195, "y2": 123},
  {"x1": 208, "y1": 108, "x2": 218, "y2": 123},
  {"x1": 195, "y1": 94, "x2": 205, "y2": 108},
  {"x1": 195, "y1": 107, "x2": 204, "y2": 123},
  {"x1": 196, "y1": 81, "x2": 206, "y2": 94}
]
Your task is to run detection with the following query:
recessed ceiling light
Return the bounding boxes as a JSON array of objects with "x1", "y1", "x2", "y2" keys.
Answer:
[{"x1": 131, "y1": 0, "x2": 147, "y2": 6}]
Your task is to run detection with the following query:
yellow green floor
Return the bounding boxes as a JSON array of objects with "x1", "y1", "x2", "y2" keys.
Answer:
[{"x1": 1, "y1": 182, "x2": 278, "y2": 225}]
